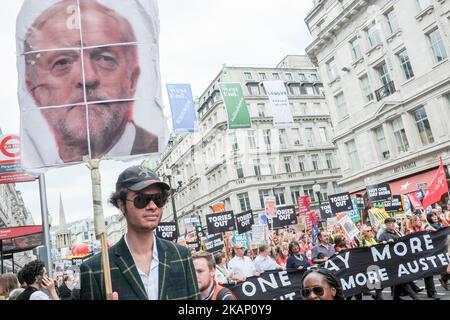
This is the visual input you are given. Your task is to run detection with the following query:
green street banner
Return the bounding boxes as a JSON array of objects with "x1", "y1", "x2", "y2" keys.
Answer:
[{"x1": 219, "y1": 83, "x2": 251, "y2": 129}]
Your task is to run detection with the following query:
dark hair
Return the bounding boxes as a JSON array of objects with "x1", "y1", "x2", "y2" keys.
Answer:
[
  {"x1": 214, "y1": 252, "x2": 224, "y2": 265},
  {"x1": 426, "y1": 212, "x2": 437, "y2": 225},
  {"x1": 288, "y1": 241, "x2": 300, "y2": 256},
  {"x1": 20, "y1": 260, "x2": 45, "y2": 286},
  {"x1": 334, "y1": 235, "x2": 346, "y2": 248},
  {"x1": 318, "y1": 232, "x2": 328, "y2": 241},
  {"x1": 258, "y1": 244, "x2": 268, "y2": 254},
  {"x1": 17, "y1": 269, "x2": 25, "y2": 286},
  {"x1": 301, "y1": 268, "x2": 345, "y2": 300}
]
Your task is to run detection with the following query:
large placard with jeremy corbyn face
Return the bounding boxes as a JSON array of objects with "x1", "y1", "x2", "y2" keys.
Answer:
[{"x1": 16, "y1": 0, "x2": 169, "y2": 170}]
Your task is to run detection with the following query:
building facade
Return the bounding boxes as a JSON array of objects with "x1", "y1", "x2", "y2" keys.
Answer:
[
  {"x1": 306, "y1": 0, "x2": 450, "y2": 195},
  {"x1": 152, "y1": 56, "x2": 342, "y2": 235}
]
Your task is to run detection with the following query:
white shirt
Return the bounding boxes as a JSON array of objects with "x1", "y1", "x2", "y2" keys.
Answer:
[
  {"x1": 30, "y1": 290, "x2": 51, "y2": 300},
  {"x1": 228, "y1": 256, "x2": 256, "y2": 278},
  {"x1": 124, "y1": 232, "x2": 159, "y2": 300},
  {"x1": 253, "y1": 255, "x2": 281, "y2": 273}
]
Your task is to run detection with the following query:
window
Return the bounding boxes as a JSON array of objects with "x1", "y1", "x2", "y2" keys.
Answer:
[
  {"x1": 272, "y1": 73, "x2": 280, "y2": 80},
  {"x1": 244, "y1": 72, "x2": 252, "y2": 80},
  {"x1": 310, "y1": 74, "x2": 318, "y2": 81},
  {"x1": 392, "y1": 117, "x2": 410, "y2": 153},
  {"x1": 299, "y1": 73, "x2": 306, "y2": 81},
  {"x1": 339, "y1": 0, "x2": 351, "y2": 8},
  {"x1": 397, "y1": 50, "x2": 414, "y2": 80},
  {"x1": 259, "y1": 72, "x2": 267, "y2": 80},
  {"x1": 427, "y1": 29, "x2": 448, "y2": 63},
  {"x1": 303, "y1": 186, "x2": 315, "y2": 201},
  {"x1": 298, "y1": 155, "x2": 306, "y2": 172},
  {"x1": 305, "y1": 128, "x2": 315, "y2": 146},
  {"x1": 359, "y1": 74, "x2": 374, "y2": 102},
  {"x1": 350, "y1": 38, "x2": 362, "y2": 60},
  {"x1": 248, "y1": 130, "x2": 256, "y2": 149},
  {"x1": 263, "y1": 129, "x2": 271, "y2": 147},
  {"x1": 325, "y1": 153, "x2": 334, "y2": 169},
  {"x1": 326, "y1": 58, "x2": 338, "y2": 81},
  {"x1": 312, "y1": 154, "x2": 320, "y2": 170},
  {"x1": 248, "y1": 84, "x2": 261, "y2": 96},
  {"x1": 367, "y1": 23, "x2": 382, "y2": 47},
  {"x1": 269, "y1": 158, "x2": 276, "y2": 175},
  {"x1": 417, "y1": 0, "x2": 431, "y2": 11},
  {"x1": 346, "y1": 139, "x2": 361, "y2": 170},
  {"x1": 313, "y1": 103, "x2": 321, "y2": 114},
  {"x1": 291, "y1": 128, "x2": 301, "y2": 145},
  {"x1": 253, "y1": 159, "x2": 262, "y2": 176},
  {"x1": 284, "y1": 156, "x2": 292, "y2": 173},
  {"x1": 289, "y1": 84, "x2": 301, "y2": 96},
  {"x1": 257, "y1": 103, "x2": 265, "y2": 117},
  {"x1": 291, "y1": 187, "x2": 301, "y2": 205},
  {"x1": 237, "y1": 192, "x2": 251, "y2": 211},
  {"x1": 229, "y1": 132, "x2": 238, "y2": 151},
  {"x1": 235, "y1": 161, "x2": 244, "y2": 179},
  {"x1": 300, "y1": 103, "x2": 307, "y2": 115},
  {"x1": 286, "y1": 73, "x2": 293, "y2": 80},
  {"x1": 274, "y1": 188, "x2": 286, "y2": 206},
  {"x1": 376, "y1": 62, "x2": 391, "y2": 86},
  {"x1": 373, "y1": 126, "x2": 390, "y2": 160},
  {"x1": 259, "y1": 190, "x2": 270, "y2": 208},
  {"x1": 279, "y1": 129, "x2": 287, "y2": 148},
  {"x1": 319, "y1": 127, "x2": 328, "y2": 143},
  {"x1": 335, "y1": 92, "x2": 349, "y2": 120},
  {"x1": 385, "y1": 9, "x2": 399, "y2": 34},
  {"x1": 413, "y1": 106, "x2": 434, "y2": 145}
]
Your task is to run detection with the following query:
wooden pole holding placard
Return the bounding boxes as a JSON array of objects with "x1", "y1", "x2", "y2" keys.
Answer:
[{"x1": 84, "y1": 158, "x2": 112, "y2": 300}]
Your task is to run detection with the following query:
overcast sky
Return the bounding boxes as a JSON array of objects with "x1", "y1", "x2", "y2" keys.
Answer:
[{"x1": 0, "y1": 0, "x2": 313, "y2": 226}]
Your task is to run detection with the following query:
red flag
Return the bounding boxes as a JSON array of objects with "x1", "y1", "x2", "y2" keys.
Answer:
[
  {"x1": 297, "y1": 195, "x2": 311, "y2": 217},
  {"x1": 407, "y1": 192, "x2": 424, "y2": 210},
  {"x1": 422, "y1": 159, "x2": 448, "y2": 208}
]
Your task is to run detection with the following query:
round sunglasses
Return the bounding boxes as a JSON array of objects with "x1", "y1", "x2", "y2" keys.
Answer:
[
  {"x1": 127, "y1": 193, "x2": 168, "y2": 209},
  {"x1": 302, "y1": 286, "x2": 325, "y2": 298}
]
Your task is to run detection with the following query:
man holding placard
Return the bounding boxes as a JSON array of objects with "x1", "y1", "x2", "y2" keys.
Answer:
[{"x1": 80, "y1": 166, "x2": 199, "y2": 300}]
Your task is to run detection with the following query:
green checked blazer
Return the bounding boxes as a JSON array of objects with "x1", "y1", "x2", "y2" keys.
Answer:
[{"x1": 80, "y1": 236, "x2": 200, "y2": 300}]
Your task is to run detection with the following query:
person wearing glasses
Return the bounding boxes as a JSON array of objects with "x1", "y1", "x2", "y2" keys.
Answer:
[
  {"x1": 80, "y1": 165, "x2": 200, "y2": 300},
  {"x1": 301, "y1": 268, "x2": 345, "y2": 300}
]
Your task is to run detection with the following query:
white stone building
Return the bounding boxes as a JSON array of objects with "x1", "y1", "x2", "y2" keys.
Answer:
[
  {"x1": 152, "y1": 55, "x2": 342, "y2": 235},
  {"x1": 305, "y1": 0, "x2": 450, "y2": 195}
]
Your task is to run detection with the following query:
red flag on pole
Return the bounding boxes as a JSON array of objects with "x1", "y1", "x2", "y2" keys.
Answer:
[{"x1": 422, "y1": 159, "x2": 449, "y2": 208}]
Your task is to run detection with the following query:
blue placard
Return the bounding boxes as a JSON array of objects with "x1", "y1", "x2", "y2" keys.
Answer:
[{"x1": 166, "y1": 84, "x2": 197, "y2": 132}]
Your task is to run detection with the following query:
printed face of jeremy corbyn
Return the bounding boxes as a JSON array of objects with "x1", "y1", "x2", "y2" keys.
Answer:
[{"x1": 24, "y1": 0, "x2": 141, "y2": 162}]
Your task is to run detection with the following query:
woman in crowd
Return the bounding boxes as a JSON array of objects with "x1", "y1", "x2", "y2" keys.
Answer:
[
  {"x1": 275, "y1": 245, "x2": 289, "y2": 269},
  {"x1": 214, "y1": 251, "x2": 239, "y2": 285},
  {"x1": 301, "y1": 268, "x2": 345, "y2": 300},
  {"x1": 0, "y1": 273, "x2": 20, "y2": 300},
  {"x1": 286, "y1": 241, "x2": 310, "y2": 270}
]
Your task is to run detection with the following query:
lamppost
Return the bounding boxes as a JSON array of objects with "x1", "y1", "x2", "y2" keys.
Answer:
[
  {"x1": 312, "y1": 181, "x2": 322, "y2": 207},
  {"x1": 164, "y1": 169, "x2": 182, "y2": 228}
]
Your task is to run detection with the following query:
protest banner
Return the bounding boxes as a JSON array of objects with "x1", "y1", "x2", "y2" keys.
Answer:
[
  {"x1": 251, "y1": 224, "x2": 268, "y2": 246},
  {"x1": 368, "y1": 208, "x2": 390, "y2": 228},
  {"x1": 204, "y1": 233, "x2": 225, "y2": 253},
  {"x1": 297, "y1": 195, "x2": 311, "y2": 217},
  {"x1": 231, "y1": 231, "x2": 250, "y2": 250},
  {"x1": 407, "y1": 192, "x2": 424, "y2": 210},
  {"x1": 328, "y1": 192, "x2": 353, "y2": 215},
  {"x1": 0, "y1": 134, "x2": 37, "y2": 184},
  {"x1": 264, "y1": 196, "x2": 276, "y2": 218},
  {"x1": 263, "y1": 80, "x2": 294, "y2": 128},
  {"x1": 235, "y1": 210, "x2": 254, "y2": 234},
  {"x1": 225, "y1": 269, "x2": 304, "y2": 300},
  {"x1": 327, "y1": 217, "x2": 338, "y2": 233},
  {"x1": 155, "y1": 222, "x2": 178, "y2": 241},
  {"x1": 319, "y1": 202, "x2": 335, "y2": 220},
  {"x1": 219, "y1": 83, "x2": 251, "y2": 129},
  {"x1": 323, "y1": 227, "x2": 450, "y2": 297},
  {"x1": 272, "y1": 206, "x2": 297, "y2": 230},
  {"x1": 206, "y1": 211, "x2": 236, "y2": 235},
  {"x1": 349, "y1": 198, "x2": 361, "y2": 223},
  {"x1": 336, "y1": 213, "x2": 360, "y2": 240},
  {"x1": 17, "y1": 0, "x2": 168, "y2": 170},
  {"x1": 210, "y1": 202, "x2": 226, "y2": 213},
  {"x1": 185, "y1": 241, "x2": 200, "y2": 252},
  {"x1": 166, "y1": 84, "x2": 197, "y2": 132},
  {"x1": 382, "y1": 195, "x2": 404, "y2": 213},
  {"x1": 366, "y1": 183, "x2": 392, "y2": 202}
]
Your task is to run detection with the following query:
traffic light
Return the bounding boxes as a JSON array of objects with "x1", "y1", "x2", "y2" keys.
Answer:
[{"x1": 195, "y1": 225, "x2": 204, "y2": 240}]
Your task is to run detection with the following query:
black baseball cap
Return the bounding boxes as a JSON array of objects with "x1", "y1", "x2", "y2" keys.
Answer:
[
  {"x1": 116, "y1": 165, "x2": 170, "y2": 192},
  {"x1": 384, "y1": 217, "x2": 396, "y2": 224}
]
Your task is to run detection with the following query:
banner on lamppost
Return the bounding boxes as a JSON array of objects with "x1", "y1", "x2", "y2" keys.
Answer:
[
  {"x1": 263, "y1": 80, "x2": 294, "y2": 128},
  {"x1": 219, "y1": 83, "x2": 251, "y2": 129},
  {"x1": 166, "y1": 84, "x2": 197, "y2": 132}
]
